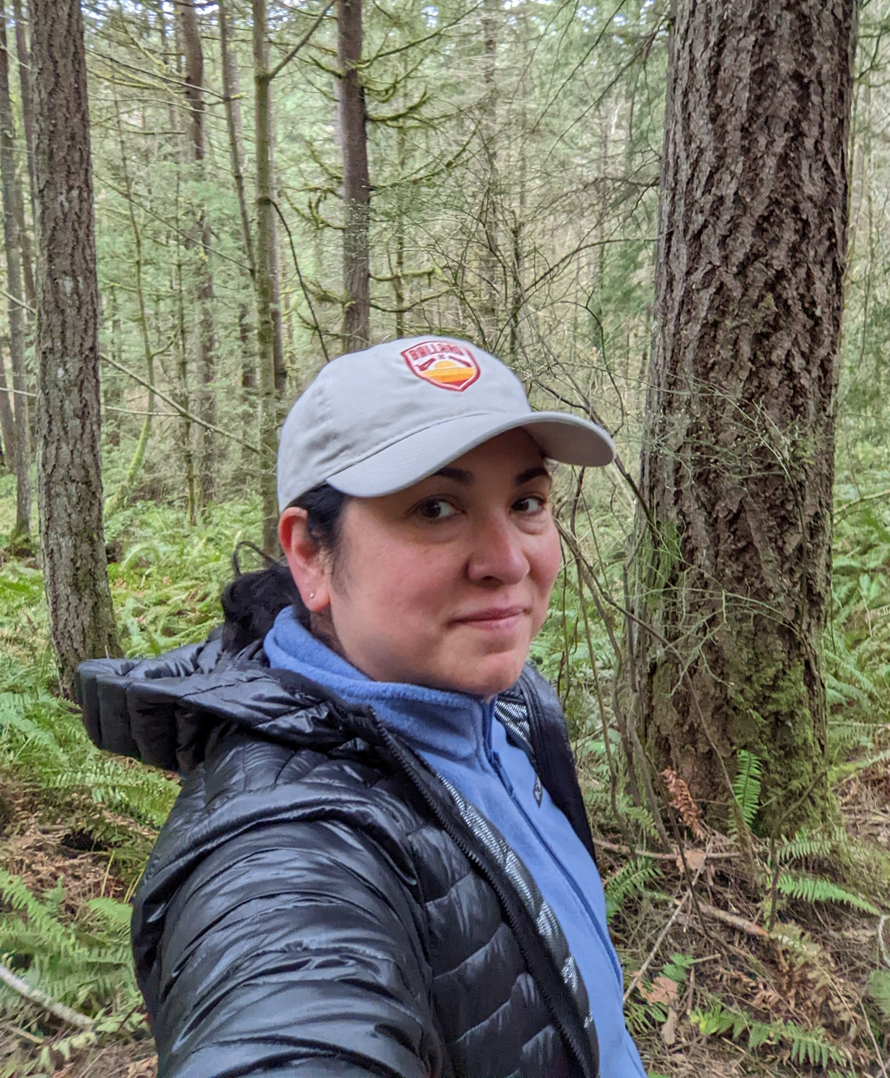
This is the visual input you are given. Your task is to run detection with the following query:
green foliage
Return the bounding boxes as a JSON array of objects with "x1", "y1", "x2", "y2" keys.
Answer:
[
  {"x1": 604, "y1": 856, "x2": 662, "y2": 921},
  {"x1": 690, "y1": 999, "x2": 852, "y2": 1068},
  {"x1": 0, "y1": 868, "x2": 141, "y2": 1019},
  {"x1": 868, "y1": 969, "x2": 890, "y2": 1026},
  {"x1": 731, "y1": 749, "x2": 762, "y2": 833},
  {"x1": 773, "y1": 872, "x2": 881, "y2": 916}
]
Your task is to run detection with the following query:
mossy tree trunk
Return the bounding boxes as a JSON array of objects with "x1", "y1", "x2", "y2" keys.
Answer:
[
  {"x1": 632, "y1": 0, "x2": 857, "y2": 833},
  {"x1": 32, "y1": 0, "x2": 121, "y2": 695}
]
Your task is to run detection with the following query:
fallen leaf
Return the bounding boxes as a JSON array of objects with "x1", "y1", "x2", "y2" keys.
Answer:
[{"x1": 641, "y1": 974, "x2": 679, "y2": 1006}]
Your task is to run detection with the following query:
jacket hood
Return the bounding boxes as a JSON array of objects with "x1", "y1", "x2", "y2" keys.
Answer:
[{"x1": 75, "y1": 631, "x2": 369, "y2": 773}]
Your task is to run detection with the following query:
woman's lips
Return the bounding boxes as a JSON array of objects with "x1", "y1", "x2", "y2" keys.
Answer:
[{"x1": 453, "y1": 606, "x2": 528, "y2": 631}]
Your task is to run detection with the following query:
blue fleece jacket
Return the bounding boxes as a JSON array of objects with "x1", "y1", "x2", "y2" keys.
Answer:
[{"x1": 265, "y1": 607, "x2": 646, "y2": 1077}]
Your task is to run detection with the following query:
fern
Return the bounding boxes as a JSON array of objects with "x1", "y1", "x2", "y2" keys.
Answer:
[
  {"x1": 691, "y1": 999, "x2": 852, "y2": 1067},
  {"x1": 0, "y1": 868, "x2": 141, "y2": 1019},
  {"x1": 731, "y1": 749, "x2": 761, "y2": 831},
  {"x1": 869, "y1": 969, "x2": 890, "y2": 1025},
  {"x1": 775, "y1": 871, "x2": 881, "y2": 915},
  {"x1": 604, "y1": 856, "x2": 661, "y2": 921}
]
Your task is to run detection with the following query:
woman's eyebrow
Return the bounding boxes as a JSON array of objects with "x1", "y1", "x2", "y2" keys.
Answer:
[
  {"x1": 435, "y1": 466, "x2": 473, "y2": 485},
  {"x1": 515, "y1": 466, "x2": 551, "y2": 486}
]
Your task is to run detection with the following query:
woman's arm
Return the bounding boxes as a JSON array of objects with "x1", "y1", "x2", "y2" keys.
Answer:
[{"x1": 141, "y1": 816, "x2": 443, "y2": 1078}]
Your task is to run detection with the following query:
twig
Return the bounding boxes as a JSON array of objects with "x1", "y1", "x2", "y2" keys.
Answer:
[
  {"x1": 679, "y1": 899, "x2": 769, "y2": 939},
  {"x1": 100, "y1": 352, "x2": 259, "y2": 454},
  {"x1": 879, "y1": 915, "x2": 890, "y2": 969},
  {"x1": 595, "y1": 838, "x2": 736, "y2": 861},
  {"x1": 624, "y1": 844, "x2": 711, "y2": 1003},
  {"x1": 862, "y1": 1000, "x2": 889, "y2": 1078},
  {"x1": 0, "y1": 962, "x2": 94, "y2": 1030}
]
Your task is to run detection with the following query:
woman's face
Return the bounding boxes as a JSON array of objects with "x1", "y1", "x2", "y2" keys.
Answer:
[{"x1": 281, "y1": 429, "x2": 562, "y2": 696}]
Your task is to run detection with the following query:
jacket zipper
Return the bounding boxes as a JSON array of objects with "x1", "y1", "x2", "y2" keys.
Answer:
[{"x1": 372, "y1": 717, "x2": 599, "y2": 1078}]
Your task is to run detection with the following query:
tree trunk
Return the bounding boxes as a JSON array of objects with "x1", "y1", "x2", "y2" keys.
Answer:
[
  {"x1": 0, "y1": 0, "x2": 30, "y2": 541},
  {"x1": 338, "y1": 0, "x2": 370, "y2": 352},
  {"x1": 479, "y1": 0, "x2": 499, "y2": 348},
  {"x1": 632, "y1": 0, "x2": 857, "y2": 833},
  {"x1": 9, "y1": 0, "x2": 34, "y2": 313},
  {"x1": 219, "y1": 0, "x2": 255, "y2": 279},
  {"x1": 11, "y1": 0, "x2": 33, "y2": 219},
  {"x1": 177, "y1": 0, "x2": 217, "y2": 506},
  {"x1": 31, "y1": 0, "x2": 121, "y2": 695},
  {"x1": 0, "y1": 336, "x2": 17, "y2": 472},
  {"x1": 253, "y1": 0, "x2": 286, "y2": 553}
]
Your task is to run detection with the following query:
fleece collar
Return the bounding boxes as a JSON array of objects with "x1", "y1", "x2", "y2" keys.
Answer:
[{"x1": 264, "y1": 606, "x2": 491, "y2": 765}]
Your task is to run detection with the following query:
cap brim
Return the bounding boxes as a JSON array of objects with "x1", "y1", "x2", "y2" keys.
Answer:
[{"x1": 325, "y1": 411, "x2": 614, "y2": 497}]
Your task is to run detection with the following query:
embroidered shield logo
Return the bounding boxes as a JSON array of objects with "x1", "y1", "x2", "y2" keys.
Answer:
[{"x1": 401, "y1": 340, "x2": 481, "y2": 392}]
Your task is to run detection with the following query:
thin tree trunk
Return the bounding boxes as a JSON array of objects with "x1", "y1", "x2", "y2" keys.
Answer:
[
  {"x1": 479, "y1": 0, "x2": 499, "y2": 348},
  {"x1": 11, "y1": 0, "x2": 33, "y2": 218},
  {"x1": 0, "y1": 336, "x2": 16, "y2": 472},
  {"x1": 0, "y1": 0, "x2": 30, "y2": 541},
  {"x1": 338, "y1": 0, "x2": 370, "y2": 352},
  {"x1": 104, "y1": 75, "x2": 155, "y2": 518},
  {"x1": 219, "y1": 0, "x2": 255, "y2": 278},
  {"x1": 632, "y1": 0, "x2": 857, "y2": 832},
  {"x1": 253, "y1": 0, "x2": 286, "y2": 552},
  {"x1": 32, "y1": 0, "x2": 121, "y2": 694},
  {"x1": 177, "y1": 0, "x2": 217, "y2": 506},
  {"x1": 9, "y1": 0, "x2": 34, "y2": 313}
]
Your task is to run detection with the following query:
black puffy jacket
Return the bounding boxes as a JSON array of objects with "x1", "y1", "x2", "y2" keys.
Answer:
[{"x1": 77, "y1": 634, "x2": 602, "y2": 1078}]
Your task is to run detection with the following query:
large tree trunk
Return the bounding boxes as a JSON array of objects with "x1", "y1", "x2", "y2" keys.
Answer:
[
  {"x1": 338, "y1": 0, "x2": 370, "y2": 352},
  {"x1": 31, "y1": 0, "x2": 121, "y2": 695},
  {"x1": 632, "y1": 0, "x2": 857, "y2": 834},
  {"x1": 177, "y1": 0, "x2": 217, "y2": 506},
  {"x1": 0, "y1": 0, "x2": 30, "y2": 542},
  {"x1": 253, "y1": 0, "x2": 286, "y2": 553}
]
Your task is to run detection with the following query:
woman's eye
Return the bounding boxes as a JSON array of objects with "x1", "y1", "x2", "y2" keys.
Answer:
[
  {"x1": 416, "y1": 499, "x2": 459, "y2": 521},
  {"x1": 513, "y1": 495, "x2": 546, "y2": 515}
]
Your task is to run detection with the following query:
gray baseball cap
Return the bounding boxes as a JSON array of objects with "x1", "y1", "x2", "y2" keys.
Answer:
[{"x1": 276, "y1": 336, "x2": 614, "y2": 510}]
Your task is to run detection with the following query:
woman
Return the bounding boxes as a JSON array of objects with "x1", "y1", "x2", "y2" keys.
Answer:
[{"x1": 78, "y1": 337, "x2": 646, "y2": 1078}]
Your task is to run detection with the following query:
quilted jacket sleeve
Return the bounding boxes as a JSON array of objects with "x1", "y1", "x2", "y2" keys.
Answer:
[{"x1": 140, "y1": 809, "x2": 445, "y2": 1078}]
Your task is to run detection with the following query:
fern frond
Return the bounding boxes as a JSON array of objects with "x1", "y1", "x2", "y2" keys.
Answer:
[
  {"x1": 731, "y1": 749, "x2": 761, "y2": 831},
  {"x1": 604, "y1": 857, "x2": 661, "y2": 921},
  {"x1": 775, "y1": 871, "x2": 881, "y2": 915}
]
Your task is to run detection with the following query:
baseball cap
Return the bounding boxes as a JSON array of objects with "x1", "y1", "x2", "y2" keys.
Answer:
[{"x1": 276, "y1": 336, "x2": 615, "y2": 511}]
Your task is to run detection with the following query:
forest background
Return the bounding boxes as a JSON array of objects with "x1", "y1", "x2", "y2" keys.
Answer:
[{"x1": 1, "y1": 0, "x2": 890, "y2": 1075}]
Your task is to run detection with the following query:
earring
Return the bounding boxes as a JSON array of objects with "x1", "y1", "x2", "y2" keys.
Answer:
[{"x1": 309, "y1": 592, "x2": 316, "y2": 599}]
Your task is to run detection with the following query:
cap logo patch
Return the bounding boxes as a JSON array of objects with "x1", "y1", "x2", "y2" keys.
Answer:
[{"x1": 401, "y1": 340, "x2": 480, "y2": 392}]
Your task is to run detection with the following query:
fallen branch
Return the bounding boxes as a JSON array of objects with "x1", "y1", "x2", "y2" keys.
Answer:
[
  {"x1": 0, "y1": 962, "x2": 94, "y2": 1030},
  {"x1": 678, "y1": 898, "x2": 769, "y2": 939},
  {"x1": 597, "y1": 838, "x2": 737, "y2": 861}
]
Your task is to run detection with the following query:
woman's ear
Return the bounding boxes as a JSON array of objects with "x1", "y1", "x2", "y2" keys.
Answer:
[{"x1": 278, "y1": 507, "x2": 331, "y2": 612}]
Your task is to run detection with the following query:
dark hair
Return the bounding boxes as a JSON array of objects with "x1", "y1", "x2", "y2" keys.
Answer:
[{"x1": 220, "y1": 483, "x2": 349, "y2": 653}]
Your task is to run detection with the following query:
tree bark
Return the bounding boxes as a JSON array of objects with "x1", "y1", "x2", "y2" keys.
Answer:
[
  {"x1": 219, "y1": 0, "x2": 255, "y2": 279},
  {"x1": 0, "y1": 337, "x2": 17, "y2": 472},
  {"x1": 253, "y1": 0, "x2": 286, "y2": 552},
  {"x1": 31, "y1": 0, "x2": 121, "y2": 694},
  {"x1": 9, "y1": 0, "x2": 34, "y2": 313},
  {"x1": 11, "y1": 0, "x2": 33, "y2": 215},
  {"x1": 633, "y1": 0, "x2": 857, "y2": 832},
  {"x1": 0, "y1": 0, "x2": 30, "y2": 541},
  {"x1": 338, "y1": 0, "x2": 370, "y2": 352},
  {"x1": 177, "y1": 0, "x2": 217, "y2": 506}
]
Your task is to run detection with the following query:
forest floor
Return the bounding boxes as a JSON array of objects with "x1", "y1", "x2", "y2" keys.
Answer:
[{"x1": 0, "y1": 479, "x2": 888, "y2": 1077}]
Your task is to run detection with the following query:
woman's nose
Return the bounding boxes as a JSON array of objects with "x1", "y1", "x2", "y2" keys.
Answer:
[{"x1": 466, "y1": 513, "x2": 529, "y2": 584}]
